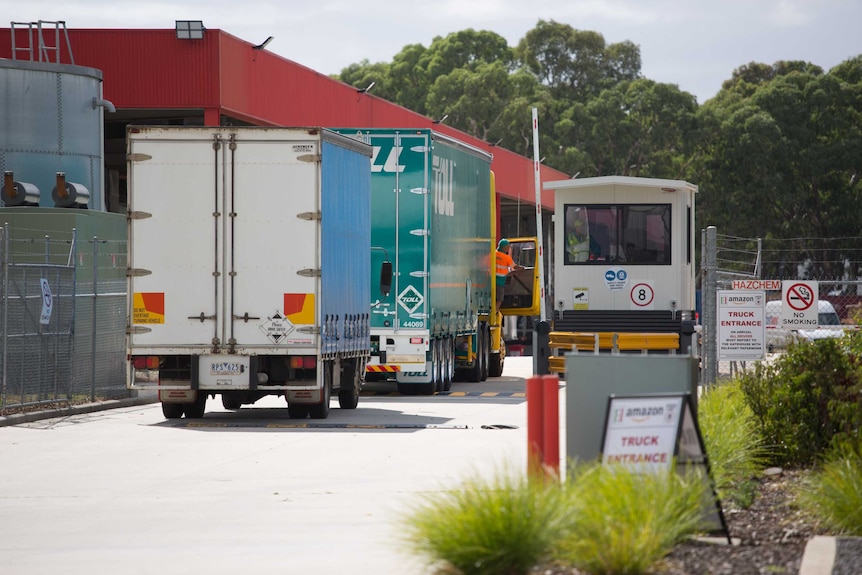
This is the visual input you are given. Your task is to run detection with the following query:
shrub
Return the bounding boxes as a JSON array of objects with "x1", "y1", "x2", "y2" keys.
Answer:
[
  {"x1": 399, "y1": 467, "x2": 571, "y2": 575},
  {"x1": 553, "y1": 462, "x2": 712, "y2": 575},
  {"x1": 737, "y1": 336, "x2": 862, "y2": 466},
  {"x1": 697, "y1": 379, "x2": 769, "y2": 507},
  {"x1": 797, "y1": 438, "x2": 862, "y2": 536}
]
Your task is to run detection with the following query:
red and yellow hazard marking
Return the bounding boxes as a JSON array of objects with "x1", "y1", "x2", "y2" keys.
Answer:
[
  {"x1": 284, "y1": 293, "x2": 314, "y2": 325},
  {"x1": 133, "y1": 292, "x2": 165, "y2": 324},
  {"x1": 366, "y1": 365, "x2": 400, "y2": 373}
]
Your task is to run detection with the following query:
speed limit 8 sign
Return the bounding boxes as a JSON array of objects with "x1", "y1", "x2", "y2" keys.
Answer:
[{"x1": 630, "y1": 281, "x2": 655, "y2": 310}]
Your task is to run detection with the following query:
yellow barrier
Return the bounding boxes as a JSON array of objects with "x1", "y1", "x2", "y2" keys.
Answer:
[{"x1": 547, "y1": 331, "x2": 680, "y2": 373}]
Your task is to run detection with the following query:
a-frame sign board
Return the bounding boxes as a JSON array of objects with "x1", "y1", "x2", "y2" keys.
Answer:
[{"x1": 599, "y1": 392, "x2": 731, "y2": 542}]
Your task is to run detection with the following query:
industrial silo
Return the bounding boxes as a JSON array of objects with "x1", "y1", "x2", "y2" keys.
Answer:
[{"x1": 0, "y1": 57, "x2": 113, "y2": 211}]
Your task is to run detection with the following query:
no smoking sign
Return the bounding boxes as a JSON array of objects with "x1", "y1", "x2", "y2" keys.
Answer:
[
  {"x1": 784, "y1": 282, "x2": 814, "y2": 311},
  {"x1": 780, "y1": 280, "x2": 818, "y2": 327}
]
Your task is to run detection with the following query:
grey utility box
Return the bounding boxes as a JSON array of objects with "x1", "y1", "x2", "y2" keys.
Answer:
[{"x1": 565, "y1": 354, "x2": 699, "y2": 465}]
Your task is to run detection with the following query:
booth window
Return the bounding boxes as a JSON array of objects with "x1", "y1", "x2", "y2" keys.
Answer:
[{"x1": 563, "y1": 204, "x2": 672, "y2": 265}]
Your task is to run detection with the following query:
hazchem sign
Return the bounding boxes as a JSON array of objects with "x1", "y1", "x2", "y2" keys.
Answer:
[{"x1": 732, "y1": 279, "x2": 781, "y2": 290}]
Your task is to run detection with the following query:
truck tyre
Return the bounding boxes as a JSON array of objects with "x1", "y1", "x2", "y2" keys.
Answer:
[
  {"x1": 480, "y1": 322, "x2": 490, "y2": 381},
  {"x1": 308, "y1": 378, "x2": 331, "y2": 419},
  {"x1": 221, "y1": 394, "x2": 242, "y2": 410},
  {"x1": 488, "y1": 339, "x2": 505, "y2": 377},
  {"x1": 338, "y1": 359, "x2": 361, "y2": 410},
  {"x1": 288, "y1": 403, "x2": 309, "y2": 419},
  {"x1": 432, "y1": 338, "x2": 443, "y2": 393},
  {"x1": 442, "y1": 337, "x2": 454, "y2": 392},
  {"x1": 162, "y1": 402, "x2": 184, "y2": 419},
  {"x1": 468, "y1": 328, "x2": 483, "y2": 382},
  {"x1": 183, "y1": 394, "x2": 207, "y2": 419}
]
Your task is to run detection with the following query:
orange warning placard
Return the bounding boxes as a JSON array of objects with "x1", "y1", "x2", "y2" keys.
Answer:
[
  {"x1": 284, "y1": 293, "x2": 314, "y2": 325},
  {"x1": 133, "y1": 292, "x2": 165, "y2": 324}
]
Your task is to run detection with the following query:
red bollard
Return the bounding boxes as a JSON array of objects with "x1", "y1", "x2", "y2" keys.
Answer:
[
  {"x1": 541, "y1": 375, "x2": 560, "y2": 478},
  {"x1": 526, "y1": 375, "x2": 544, "y2": 478}
]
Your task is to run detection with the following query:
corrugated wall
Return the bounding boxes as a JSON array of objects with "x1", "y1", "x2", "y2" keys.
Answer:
[{"x1": 0, "y1": 26, "x2": 563, "y2": 207}]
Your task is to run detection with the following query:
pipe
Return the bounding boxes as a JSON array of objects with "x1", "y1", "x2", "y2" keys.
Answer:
[{"x1": 92, "y1": 97, "x2": 116, "y2": 113}]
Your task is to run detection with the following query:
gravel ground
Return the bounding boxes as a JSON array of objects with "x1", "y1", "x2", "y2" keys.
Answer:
[{"x1": 534, "y1": 467, "x2": 832, "y2": 575}]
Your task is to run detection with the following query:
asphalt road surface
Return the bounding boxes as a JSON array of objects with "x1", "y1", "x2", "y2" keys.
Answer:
[{"x1": 0, "y1": 357, "x2": 550, "y2": 575}]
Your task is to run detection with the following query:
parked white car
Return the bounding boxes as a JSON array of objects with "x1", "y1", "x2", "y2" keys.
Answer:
[{"x1": 765, "y1": 300, "x2": 847, "y2": 351}]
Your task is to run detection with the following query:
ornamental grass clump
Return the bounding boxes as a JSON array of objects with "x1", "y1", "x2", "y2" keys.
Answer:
[
  {"x1": 399, "y1": 467, "x2": 572, "y2": 575},
  {"x1": 553, "y1": 462, "x2": 712, "y2": 575},
  {"x1": 697, "y1": 378, "x2": 770, "y2": 507},
  {"x1": 797, "y1": 438, "x2": 862, "y2": 536}
]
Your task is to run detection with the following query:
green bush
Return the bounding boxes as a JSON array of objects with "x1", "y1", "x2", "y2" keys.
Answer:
[
  {"x1": 737, "y1": 336, "x2": 862, "y2": 466},
  {"x1": 797, "y1": 437, "x2": 862, "y2": 535},
  {"x1": 399, "y1": 467, "x2": 571, "y2": 575},
  {"x1": 553, "y1": 463, "x2": 712, "y2": 575},
  {"x1": 697, "y1": 379, "x2": 769, "y2": 507}
]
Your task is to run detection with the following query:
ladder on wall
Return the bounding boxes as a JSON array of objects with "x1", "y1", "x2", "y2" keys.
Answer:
[{"x1": 9, "y1": 20, "x2": 74, "y2": 64}]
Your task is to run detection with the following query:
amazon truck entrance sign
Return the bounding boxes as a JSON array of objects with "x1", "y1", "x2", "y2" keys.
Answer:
[{"x1": 717, "y1": 290, "x2": 765, "y2": 360}]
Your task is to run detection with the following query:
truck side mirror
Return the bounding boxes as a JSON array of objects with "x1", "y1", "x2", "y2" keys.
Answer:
[{"x1": 380, "y1": 261, "x2": 393, "y2": 297}]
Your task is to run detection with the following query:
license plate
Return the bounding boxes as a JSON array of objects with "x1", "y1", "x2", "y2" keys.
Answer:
[{"x1": 210, "y1": 362, "x2": 243, "y2": 375}]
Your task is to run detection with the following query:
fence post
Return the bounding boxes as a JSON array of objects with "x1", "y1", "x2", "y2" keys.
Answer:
[
  {"x1": 703, "y1": 226, "x2": 717, "y2": 386},
  {"x1": 91, "y1": 235, "x2": 98, "y2": 401}
]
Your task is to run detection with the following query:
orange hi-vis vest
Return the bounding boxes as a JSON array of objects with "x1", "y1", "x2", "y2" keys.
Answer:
[{"x1": 495, "y1": 251, "x2": 514, "y2": 285}]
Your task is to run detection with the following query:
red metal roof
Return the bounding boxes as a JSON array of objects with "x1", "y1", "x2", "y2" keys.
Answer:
[{"x1": 0, "y1": 26, "x2": 564, "y2": 208}]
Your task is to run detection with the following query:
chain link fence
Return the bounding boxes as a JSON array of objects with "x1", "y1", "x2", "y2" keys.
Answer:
[
  {"x1": 1, "y1": 222, "x2": 128, "y2": 413},
  {"x1": 700, "y1": 226, "x2": 862, "y2": 384}
]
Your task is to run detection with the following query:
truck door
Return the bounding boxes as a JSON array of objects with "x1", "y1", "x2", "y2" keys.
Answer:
[
  {"x1": 128, "y1": 132, "x2": 223, "y2": 349},
  {"x1": 127, "y1": 130, "x2": 319, "y2": 353},
  {"x1": 369, "y1": 132, "x2": 430, "y2": 332},
  {"x1": 225, "y1": 134, "x2": 319, "y2": 352}
]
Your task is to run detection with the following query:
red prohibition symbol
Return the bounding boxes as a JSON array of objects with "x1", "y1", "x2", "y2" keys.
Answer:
[
  {"x1": 786, "y1": 283, "x2": 814, "y2": 311},
  {"x1": 631, "y1": 283, "x2": 654, "y2": 307}
]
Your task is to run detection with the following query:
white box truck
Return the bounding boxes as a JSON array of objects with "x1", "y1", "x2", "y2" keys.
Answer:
[{"x1": 125, "y1": 126, "x2": 386, "y2": 419}]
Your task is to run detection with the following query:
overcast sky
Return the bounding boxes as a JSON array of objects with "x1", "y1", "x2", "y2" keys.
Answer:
[{"x1": 5, "y1": 0, "x2": 861, "y2": 103}]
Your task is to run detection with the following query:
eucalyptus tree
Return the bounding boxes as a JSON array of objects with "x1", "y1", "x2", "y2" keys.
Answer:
[
  {"x1": 514, "y1": 19, "x2": 641, "y2": 103},
  {"x1": 695, "y1": 57, "x2": 862, "y2": 277}
]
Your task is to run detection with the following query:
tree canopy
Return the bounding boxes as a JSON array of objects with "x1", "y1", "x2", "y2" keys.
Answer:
[{"x1": 333, "y1": 21, "x2": 862, "y2": 276}]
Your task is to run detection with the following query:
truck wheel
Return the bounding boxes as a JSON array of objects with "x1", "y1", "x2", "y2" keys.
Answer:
[
  {"x1": 432, "y1": 338, "x2": 443, "y2": 393},
  {"x1": 468, "y1": 328, "x2": 483, "y2": 382},
  {"x1": 162, "y1": 402, "x2": 184, "y2": 419},
  {"x1": 183, "y1": 394, "x2": 207, "y2": 419},
  {"x1": 442, "y1": 338, "x2": 454, "y2": 391},
  {"x1": 338, "y1": 359, "x2": 360, "y2": 409},
  {"x1": 480, "y1": 323, "x2": 490, "y2": 381},
  {"x1": 308, "y1": 377, "x2": 331, "y2": 419},
  {"x1": 288, "y1": 403, "x2": 309, "y2": 419},
  {"x1": 398, "y1": 380, "x2": 435, "y2": 395},
  {"x1": 221, "y1": 395, "x2": 242, "y2": 410},
  {"x1": 488, "y1": 338, "x2": 505, "y2": 377}
]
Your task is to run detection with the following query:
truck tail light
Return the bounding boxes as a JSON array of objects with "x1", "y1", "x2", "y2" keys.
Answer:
[
  {"x1": 290, "y1": 356, "x2": 317, "y2": 369},
  {"x1": 132, "y1": 356, "x2": 159, "y2": 369}
]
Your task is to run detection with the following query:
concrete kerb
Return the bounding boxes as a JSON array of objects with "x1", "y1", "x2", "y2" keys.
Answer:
[{"x1": 0, "y1": 394, "x2": 159, "y2": 427}]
